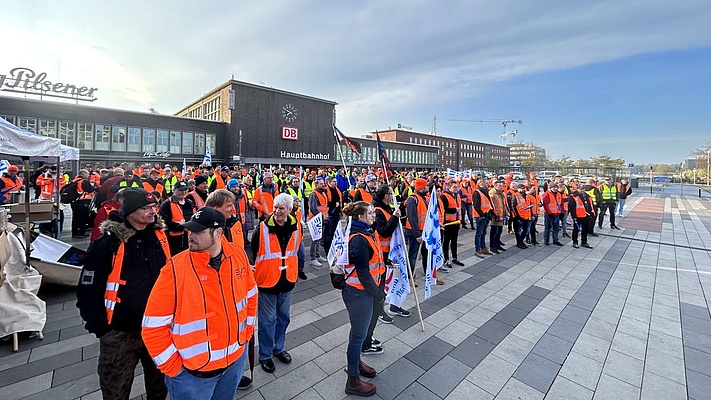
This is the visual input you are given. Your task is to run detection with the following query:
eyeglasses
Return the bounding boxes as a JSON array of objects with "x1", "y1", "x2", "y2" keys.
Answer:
[{"x1": 140, "y1": 205, "x2": 158, "y2": 212}]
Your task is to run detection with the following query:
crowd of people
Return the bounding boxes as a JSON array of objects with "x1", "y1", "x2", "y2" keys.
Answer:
[{"x1": 2, "y1": 159, "x2": 634, "y2": 398}]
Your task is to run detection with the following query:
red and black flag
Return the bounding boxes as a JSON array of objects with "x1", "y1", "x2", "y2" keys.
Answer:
[
  {"x1": 333, "y1": 125, "x2": 362, "y2": 155},
  {"x1": 376, "y1": 133, "x2": 391, "y2": 173}
]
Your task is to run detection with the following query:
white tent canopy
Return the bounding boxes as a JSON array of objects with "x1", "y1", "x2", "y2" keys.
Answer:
[{"x1": 0, "y1": 117, "x2": 79, "y2": 162}]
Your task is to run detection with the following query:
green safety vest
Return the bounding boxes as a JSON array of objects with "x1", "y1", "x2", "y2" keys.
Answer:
[
  {"x1": 585, "y1": 188, "x2": 597, "y2": 205},
  {"x1": 303, "y1": 181, "x2": 315, "y2": 198},
  {"x1": 600, "y1": 184, "x2": 617, "y2": 201},
  {"x1": 164, "y1": 175, "x2": 178, "y2": 194},
  {"x1": 287, "y1": 187, "x2": 303, "y2": 198}
]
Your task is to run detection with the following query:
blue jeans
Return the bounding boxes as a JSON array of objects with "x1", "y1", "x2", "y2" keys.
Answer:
[
  {"x1": 342, "y1": 285, "x2": 373, "y2": 377},
  {"x1": 544, "y1": 214, "x2": 560, "y2": 243},
  {"x1": 489, "y1": 225, "x2": 503, "y2": 249},
  {"x1": 258, "y1": 291, "x2": 292, "y2": 360},
  {"x1": 165, "y1": 350, "x2": 246, "y2": 399},
  {"x1": 298, "y1": 241, "x2": 305, "y2": 272},
  {"x1": 514, "y1": 218, "x2": 531, "y2": 245},
  {"x1": 617, "y1": 199, "x2": 626, "y2": 215},
  {"x1": 475, "y1": 217, "x2": 489, "y2": 251}
]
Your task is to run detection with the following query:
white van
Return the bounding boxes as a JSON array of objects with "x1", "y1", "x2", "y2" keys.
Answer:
[{"x1": 538, "y1": 170, "x2": 560, "y2": 180}]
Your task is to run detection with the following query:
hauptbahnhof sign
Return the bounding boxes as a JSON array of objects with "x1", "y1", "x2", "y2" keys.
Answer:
[{"x1": 0, "y1": 67, "x2": 98, "y2": 102}]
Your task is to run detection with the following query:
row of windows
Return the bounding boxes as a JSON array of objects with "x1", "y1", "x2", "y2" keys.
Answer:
[
  {"x1": 180, "y1": 96, "x2": 221, "y2": 122},
  {"x1": 408, "y1": 136, "x2": 509, "y2": 155},
  {"x1": 335, "y1": 145, "x2": 437, "y2": 165},
  {"x1": 2, "y1": 115, "x2": 216, "y2": 155}
]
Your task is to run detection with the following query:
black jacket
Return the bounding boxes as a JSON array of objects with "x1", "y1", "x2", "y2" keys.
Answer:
[
  {"x1": 159, "y1": 196, "x2": 195, "y2": 234},
  {"x1": 372, "y1": 197, "x2": 399, "y2": 259},
  {"x1": 347, "y1": 222, "x2": 385, "y2": 300},
  {"x1": 76, "y1": 212, "x2": 168, "y2": 337},
  {"x1": 569, "y1": 192, "x2": 594, "y2": 220}
]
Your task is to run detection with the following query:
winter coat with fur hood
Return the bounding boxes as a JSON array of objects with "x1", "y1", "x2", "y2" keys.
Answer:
[{"x1": 76, "y1": 211, "x2": 169, "y2": 338}]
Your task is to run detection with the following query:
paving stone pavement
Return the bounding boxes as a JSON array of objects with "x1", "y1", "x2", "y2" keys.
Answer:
[{"x1": 2, "y1": 188, "x2": 711, "y2": 399}]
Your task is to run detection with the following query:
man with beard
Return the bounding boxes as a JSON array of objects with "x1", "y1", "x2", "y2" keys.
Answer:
[
  {"x1": 77, "y1": 188, "x2": 170, "y2": 400},
  {"x1": 142, "y1": 207, "x2": 256, "y2": 398},
  {"x1": 142, "y1": 169, "x2": 166, "y2": 200},
  {"x1": 354, "y1": 174, "x2": 378, "y2": 203}
]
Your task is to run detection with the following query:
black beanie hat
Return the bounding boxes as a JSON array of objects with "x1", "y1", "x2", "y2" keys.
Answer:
[{"x1": 121, "y1": 188, "x2": 158, "y2": 216}]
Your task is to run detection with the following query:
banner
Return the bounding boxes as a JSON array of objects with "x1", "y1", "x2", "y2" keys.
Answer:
[
  {"x1": 385, "y1": 222, "x2": 411, "y2": 308},
  {"x1": 203, "y1": 146, "x2": 212, "y2": 166},
  {"x1": 327, "y1": 217, "x2": 351, "y2": 267},
  {"x1": 306, "y1": 213, "x2": 323, "y2": 240},
  {"x1": 422, "y1": 191, "x2": 444, "y2": 299}
]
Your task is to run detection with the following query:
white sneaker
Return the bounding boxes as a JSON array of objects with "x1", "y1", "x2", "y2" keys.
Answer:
[
  {"x1": 309, "y1": 259, "x2": 321, "y2": 267},
  {"x1": 317, "y1": 256, "x2": 328, "y2": 263}
]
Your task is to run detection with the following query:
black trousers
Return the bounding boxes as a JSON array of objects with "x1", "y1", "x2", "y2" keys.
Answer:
[
  {"x1": 71, "y1": 200, "x2": 91, "y2": 235},
  {"x1": 573, "y1": 217, "x2": 589, "y2": 245},
  {"x1": 599, "y1": 202, "x2": 617, "y2": 227},
  {"x1": 588, "y1": 206, "x2": 599, "y2": 234},
  {"x1": 442, "y1": 224, "x2": 460, "y2": 261}
]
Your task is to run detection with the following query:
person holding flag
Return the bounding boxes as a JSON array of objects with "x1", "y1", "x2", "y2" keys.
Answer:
[
  {"x1": 422, "y1": 179, "x2": 446, "y2": 297},
  {"x1": 405, "y1": 178, "x2": 444, "y2": 286},
  {"x1": 341, "y1": 201, "x2": 385, "y2": 397}
]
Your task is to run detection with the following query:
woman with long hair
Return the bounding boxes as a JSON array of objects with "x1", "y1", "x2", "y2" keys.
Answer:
[{"x1": 341, "y1": 201, "x2": 385, "y2": 396}]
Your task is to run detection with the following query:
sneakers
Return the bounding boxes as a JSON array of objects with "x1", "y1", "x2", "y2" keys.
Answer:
[
  {"x1": 388, "y1": 306, "x2": 411, "y2": 317},
  {"x1": 237, "y1": 376, "x2": 253, "y2": 390},
  {"x1": 317, "y1": 256, "x2": 328, "y2": 263},
  {"x1": 378, "y1": 313, "x2": 393, "y2": 324},
  {"x1": 553, "y1": 241, "x2": 564, "y2": 246},
  {"x1": 491, "y1": 248, "x2": 500, "y2": 254},
  {"x1": 582, "y1": 243, "x2": 593, "y2": 249},
  {"x1": 361, "y1": 345, "x2": 384, "y2": 355},
  {"x1": 372, "y1": 339, "x2": 381, "y2": 346},
  {"x1": 573, "y1": 242, "x2": 579, "y2": 248},
  {"x1": 496, "y1": 246, "x2": 507, "y2": 252},
  {"x1": 452, "y1": 259, "x2": 465, "y2": 266},
  {"x1": 439, "y1": 266, "x2": 450, "y2": 273},
  {"x1": 309, "y1": 259, "x2": 321, "y2": 267}
]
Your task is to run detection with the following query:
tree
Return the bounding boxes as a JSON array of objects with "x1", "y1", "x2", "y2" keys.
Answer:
[{"x1": 483, "y1": 158, "x2": 502, "y2": 174}]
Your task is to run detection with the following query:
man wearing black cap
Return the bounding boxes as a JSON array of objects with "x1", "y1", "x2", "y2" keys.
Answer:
[
  {"x1": 353, "y1": 174, "x2": 378, "y2": 203},
  {"x1": 142, "y1": 207, "x2": 257, "y2": 399},
  {"x1": 208, "y1": 166, "x2": 231, "y2": 193},
  {"x1": 77, "y1": 188, "x2": 171, "y2": 400},
  {"x1": 159, "y1": 181, "x2": 196, "y2": 254},
  {"x1": 188, "y1": 175, "x2": 209, "y2": 209}
]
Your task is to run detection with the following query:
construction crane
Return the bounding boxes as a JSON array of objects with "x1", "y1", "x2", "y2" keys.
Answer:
[{"x1": 450, "y1": 118, "x2": 523, "y2": 145}]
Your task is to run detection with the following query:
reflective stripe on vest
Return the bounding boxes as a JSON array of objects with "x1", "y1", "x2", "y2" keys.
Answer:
[
  {"x1": 441, "y1": 192, "x2": 460, "y2": 222},
  {"x1": 374, "y1": 206, "x2": 392, "y2": 253},
  {"x1": 514, "y1": 193, "x2": 531, "y2": 220},
  {"x1": 344, "y1": 232, "x2": 385, "y2": 290},
  {"x1": 189, "y1": 191, "x2": 205, "y2": 209},
  {"x1": 574, "y1": 196, "x2": 589, "y2": 218},
  {"x1": 585, "y1": 188, "x2": 597, "y2": 205},
  {"x1": 357, "y1": 188, "x2": 373, "y2": 204},
  {"x1": 105, "y1": 229, "x2": 170, "y2": 324},
  {"x1": 73, "y1": 177, "x2": 94, "y2": 201},
  {"x1": 405, "y1": 193, "x2": 427, "y2": 230},
  {"x1": 253, "y1": 219, "x2": 300, "y2": 288},
  {"x1": 169, "y1": 201, "x2": 190, "y2": 236},
  {"x1": 313, "y1": 191, "x2": 328, "y2": 218},
  {"x1": 472, "y1": 189, "x2": 492, "y2": 217},
  {"x1": 601, "y1": 184, "x2": 617, "y2": 200}
]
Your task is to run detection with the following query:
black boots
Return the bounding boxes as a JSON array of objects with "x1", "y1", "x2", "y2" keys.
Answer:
[{"x1": 346, "y1": 375, "x2": 377, "y2": 397}]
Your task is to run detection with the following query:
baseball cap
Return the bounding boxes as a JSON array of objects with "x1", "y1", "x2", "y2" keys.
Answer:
[
  {"x1": 220, "y1": 166, "x2": 230, "y2": 172},
  {"x1": 174, "y1": 181, "x2": 189, "y2": 191},
  {"x1": 182, "y1": 207, "x2": 226, "y2": 232},
  {"x1": 365, "y1": 174, "x2": 377, "y2": 183}
]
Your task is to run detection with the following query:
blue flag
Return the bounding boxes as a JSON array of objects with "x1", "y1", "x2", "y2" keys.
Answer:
[
  {"x1": 203, "y1": 146, "x2": 212, "y2": 166},
  {"x1": 422, "y1": 189, "x2": 444, "y2": 299}
]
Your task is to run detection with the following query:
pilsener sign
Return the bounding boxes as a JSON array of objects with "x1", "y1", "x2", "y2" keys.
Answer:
[{"x1": 0, "y1": 67, "x2": 98, "y2": 102}]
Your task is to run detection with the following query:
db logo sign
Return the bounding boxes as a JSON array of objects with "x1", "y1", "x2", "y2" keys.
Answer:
[{"x1": 282, "y1": 127, "x2": 298, "y2": 141}]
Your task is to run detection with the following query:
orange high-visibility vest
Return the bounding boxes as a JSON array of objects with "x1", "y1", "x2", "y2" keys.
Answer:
[
  {"x1": 528, "y1": 192, "x2": 540, "y2": 216},
  {"x1": 188, "y1": 191, "x2": 205, "y2": 209},
  {"x1": 37, "y1": 174, "x2": 65, "y2": 198},
  {"x1": 490, "y1": 190, "x2": 507, "y2": 218},
  {"x1": 514, "y1": 192, "x2": 531, "y2": 220},
  {"x1": 252, "y1": 186, "x2": 279, "y2": 218},
  {"x1": 472, "y1": 189, "x2": 492, "y2": 217},
  {"x1": 73, "y1": 177, "x2": 94, "y2": 201},
  {"x1": 441, "y1": 191, "x2": 461, "y2": 223},
  {"x1": 105, "y1": 229, "x2": 170, "y2": 325},
  {"x1": 311, "y1": 191, "x2": 328, "y2": 218},
  {"x1": 405, "y1": 193, "x2": 427, "y2": 230},
  {"x1": 574, "y1": 195, "x2": 592, "y2": 218},
  {"x1": 142, "y1": 241, "x2": 257, "y2": 377},
  {"x1": 90, "y1": 172, "x2": 101, "y2": 187},
  {"x1": 357, "y1": 188, "x2": 373, "y2": 204},
  {"x1": 253, "y1": 217, "x2": 300, "y2": 288},
  {"x1": 344, "y1": 232, "x2": 385, "y2": 290},
  {"x1": 168, "y1": 201, "x2": 194, "y2": 236},
  {"x1": 1, "y1": 176, "x2": 23, "y2": 196},
  {"x1": 374, "y1": 206, "x2": 393, "y2": 253},
  {"x1": 213, "y1": 173, "x2": 226, "y2": 190},
  {"x1": 143, "y1": 181, "x2": 165, "y2": 196}
]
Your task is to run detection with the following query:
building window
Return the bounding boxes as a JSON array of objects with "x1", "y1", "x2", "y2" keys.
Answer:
[
  {"x1": 194, "y1": 132, "x2": 205, "y2": 155},
  {"x1": 142, "y1": 128, "x2": 156, "y2": 152},
  {"x1": 182, "y1": 131, "x2": 194, "y2": 154},
  {"x1": 78, "y1": 122, "x2": 93, "y2": 150},
  {"x1": 128, "y1": 127, "x2": 141, "y2": 152},
  {"x1": 203, "y1": 97, "x2": 221, "y2": 121},
  {"x1": 59, "y1": 121, "x2": 76, "y2": 147},
  {"x1": 1, "y1": 115, "x2": 15, "y2": 124},
  {"x1": 18, "y1": 117, "x2": 37, "y2": 133},
  {"x1": 206, "y1": 133, "x2": 216, "y2": 152},
  {"x1": 95, "y1": 123, "x2": 110, "y2": 151},
  {"x1": 156, "y1": 129, "x2": 169, "y2": 152},
  {"x1": 170, "y1": 130, "x2": 181, "y2": 153},
  {"x1": 38, "y1": 119, "x2": 57, "y2": 138},
  {"x1": 112, "y1": 125, "x2": 126, "y2": 151}
]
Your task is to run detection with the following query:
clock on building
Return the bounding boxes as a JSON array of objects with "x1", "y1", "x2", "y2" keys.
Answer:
[{"x1": 282, "y1": 104, "x2": 298, "y2": 122}]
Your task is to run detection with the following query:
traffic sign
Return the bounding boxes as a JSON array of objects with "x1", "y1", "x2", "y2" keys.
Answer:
[{"x1": 628, "y1": 163, "x2": 634, "y2": 168}]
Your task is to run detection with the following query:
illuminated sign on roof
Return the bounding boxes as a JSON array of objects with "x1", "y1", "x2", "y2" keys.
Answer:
[{"x1": 0, "y1": 67, "x2": 98, "y2": 102}]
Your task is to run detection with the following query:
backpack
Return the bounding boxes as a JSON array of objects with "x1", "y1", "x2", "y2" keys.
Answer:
[{"x1": 60, "y1": 181, "x2": 80, "y2": 204}]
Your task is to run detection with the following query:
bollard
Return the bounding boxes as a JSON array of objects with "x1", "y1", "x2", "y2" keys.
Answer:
[{"x1": 701, "y1": 188, "x2": 703, "y2": 198}]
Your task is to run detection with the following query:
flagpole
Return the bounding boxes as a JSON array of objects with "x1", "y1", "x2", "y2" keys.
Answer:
[
  {"x1": 400, "y1": 220, "x2": 425, "y2": 332},
  {"x1": 332, "y1": 125, "x2": 350, "y2": 178}
]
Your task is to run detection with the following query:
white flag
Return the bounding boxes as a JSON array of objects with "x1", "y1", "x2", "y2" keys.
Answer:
[
  {"x1": 0, "y1": 160, "x2": 10, "y2": 175},
  {"x1": 182, "y1": 158, "x2": 187, "y2": 176},
  {"x1": 203, "y1": 146, "x2": 212, "y2": 166},
  {"x1": 328, "y1": 217, "x2": 351, "y2": 267},
  {"x1": 422, "y1": 191, "x2": 444, "y2": 299},
  {"x1": 306, "y1": 213, "x2": 323, "y2": 240},
  {"x1": 385, "y1": 222, "x2": 411, "y2": 308}
]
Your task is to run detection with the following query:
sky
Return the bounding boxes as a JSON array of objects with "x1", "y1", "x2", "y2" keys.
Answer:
[{"x1": 1, "y1": 0, "x2": 710, "y2": 165}]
